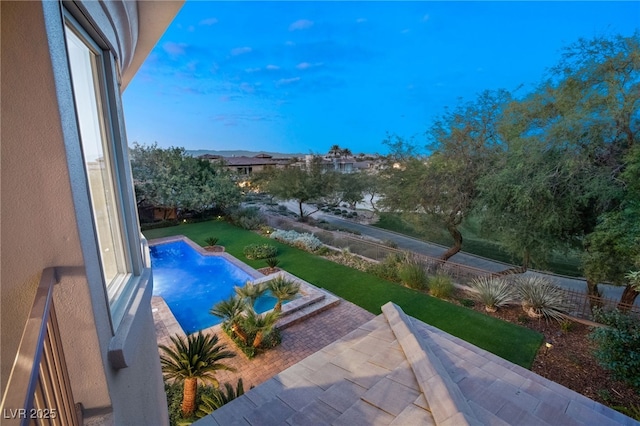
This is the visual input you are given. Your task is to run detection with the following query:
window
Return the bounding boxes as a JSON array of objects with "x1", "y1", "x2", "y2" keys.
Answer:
[{"x1": 65, "y1": 21, "x2": 133, "y2": 323}]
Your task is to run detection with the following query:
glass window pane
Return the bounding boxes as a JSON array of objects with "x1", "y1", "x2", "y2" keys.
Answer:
[{"x1": 65, "y1": 26, "x2": 130, "y2": 300}]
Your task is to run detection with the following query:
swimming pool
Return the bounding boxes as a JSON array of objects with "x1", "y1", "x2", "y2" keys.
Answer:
[{"x1": 150, "y1": 239, "x2": 279, "y2": 334}]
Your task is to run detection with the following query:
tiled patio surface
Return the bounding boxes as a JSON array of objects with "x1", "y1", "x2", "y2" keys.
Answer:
[{"x1": 152, "y1": 296, "x2": 375, "y2": 389}]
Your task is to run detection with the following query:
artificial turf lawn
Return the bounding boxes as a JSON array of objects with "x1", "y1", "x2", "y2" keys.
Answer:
[{"x1": 144, "y1": 220, "x2": 543, "y2": 368}]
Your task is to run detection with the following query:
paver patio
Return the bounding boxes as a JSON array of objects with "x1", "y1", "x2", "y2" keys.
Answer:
[{"x1": 152, "y1": 296, "x2": 375, "y2": 389}]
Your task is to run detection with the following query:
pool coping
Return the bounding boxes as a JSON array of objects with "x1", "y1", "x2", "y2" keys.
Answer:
[{"x1": 148, "y1": 235, "x2": 340, "y2": 336}]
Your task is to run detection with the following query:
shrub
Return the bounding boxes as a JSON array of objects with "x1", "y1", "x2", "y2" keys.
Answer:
[
  {"x1": 367, "y1": 253, "x2": 404, "y2": 282},
  {"x1": 460, "y1": 298, "x2": 475, "y2": 308},
  {"x1": 205, "y1": 236, "x2": 219, "y2": 246},
  {"x1": 196, "y1": 379, "x2": 247, "y2": 419},
  {"x1": 560, "y1": 319, "x2": 575, "y2": 333},
  {"x1": 515, "y1": 276, "x2": 572, "y2": 321},
  {"x1": 140, "y1": 220, "x2": 179, "y2": 231},
  {"x1": 383, "y1": 239, "x2": 398, "y2": 249},
  {"x1": 227, "y1": 207, "x2": 265, "y2": 230},
  {"x1": 470, "y1": 276, "x2": 516, "y2": 312},
  {"x1": 325, "y1": 249, "x2": 373, "y2": 272},
  {"x1": 398, "y1": 258, "x2": 428, "y2": 290},
  {"x1": 427, "y1": 274, "x2": 454, "y2": 298},
  {"x1": 590, "y1": 309, "x2": 640, "y2": 391},
  {"x1": 270, "y1": 229, "x2": 323, "y2": 252},
  {"x1": 243, "y1": 244, "x2": 277, "y2": 260}
]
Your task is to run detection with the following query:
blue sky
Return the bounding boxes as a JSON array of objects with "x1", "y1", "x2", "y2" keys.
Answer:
[{"x1": 123, "y1": 1, "x2": 639, "y2": 155}]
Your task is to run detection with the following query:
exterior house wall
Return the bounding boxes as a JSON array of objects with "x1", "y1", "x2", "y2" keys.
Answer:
[{"x1": 1, "y1": 1, "x2": 182, "y2": 423}]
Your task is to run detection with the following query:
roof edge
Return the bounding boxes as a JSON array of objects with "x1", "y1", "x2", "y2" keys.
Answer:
[{"x1": 382, "y1": 302, "x2": 481, "y2": 426}]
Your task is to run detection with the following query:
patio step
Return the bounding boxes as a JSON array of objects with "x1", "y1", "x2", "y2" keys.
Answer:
[{"x1": 276, "y1": 293, "x2": 340, "y2": 330}]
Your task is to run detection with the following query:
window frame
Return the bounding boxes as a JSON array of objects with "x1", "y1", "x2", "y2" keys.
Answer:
[{"x1": 63, "y1": 10, "x2": 144, "y2": 330}]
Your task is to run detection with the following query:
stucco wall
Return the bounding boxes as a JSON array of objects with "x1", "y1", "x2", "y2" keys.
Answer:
[
  {"x1": 1, "y1": 2, "x2": 171, "y2": 423},
  {"x1": 0, "y1": 1, "x2": 105, "y2": 399}
]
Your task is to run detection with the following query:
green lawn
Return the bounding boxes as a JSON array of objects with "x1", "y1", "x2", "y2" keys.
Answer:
[
  {"x1": 144, "y1": 220, "x2": 543, "y2": 368},
  {"x1": 374, "y1": 212, "x2": 584, "y2": 277}
]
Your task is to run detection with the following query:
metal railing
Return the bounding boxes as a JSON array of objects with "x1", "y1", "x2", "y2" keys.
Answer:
[
  {"x1": 265, "y1": 214, "x2": 640, "y2": 322},
  {"x1": 560, "y1": 288, "x2": 640, "y2": 320},
  {"x1": 0, "y1": 268, "x2": 81, "y2": 426}
]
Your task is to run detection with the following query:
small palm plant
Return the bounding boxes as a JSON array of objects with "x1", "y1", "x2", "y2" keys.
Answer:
[
  {"x1": 470, "y1": 276, "x2": 516, "y2": 312},
  {"x1": 515, "y1": 276, "x2": 572, "y2": 321},
  {"x1": 242, "y1": 309, "x2": 280, "y2": 348},
  {"x1": 235, "y1": 281, "x2": 268, "y2": 306},
  {"x1": 205, "y1": 236, "x2": 219, "y2": 247},
  {"x1": 196, "y1": 379, "x2": 246, "y2": 418},
  {"x1": 210, "y1": 296, "x2": 248, "y2": 342},
  {"x1": 265, "y1": 257, "x2": 280, "y2": 270},
  {"x1": 268, "y1": 276, "x2": 300, "y2": 312},
  {"x1": 159, "y1": 332, "x2": 236, "y2": 418}
]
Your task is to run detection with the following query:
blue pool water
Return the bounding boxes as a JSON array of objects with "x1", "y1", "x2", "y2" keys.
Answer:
[{"x1": 150, "y1": 240, "x2": 279, "y2": 334}]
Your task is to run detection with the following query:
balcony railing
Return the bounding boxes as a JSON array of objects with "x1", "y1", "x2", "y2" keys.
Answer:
[{"x1": 0, "y1": 268, "x2": 81, "y2": 425}]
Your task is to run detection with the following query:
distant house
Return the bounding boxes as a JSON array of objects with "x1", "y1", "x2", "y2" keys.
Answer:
[
  {"x1": 301, "y1": 154, "x2": 381, "y2": 174},
  {"x1": 198, "y1": 153, "x2": 293, "y2": 176}
]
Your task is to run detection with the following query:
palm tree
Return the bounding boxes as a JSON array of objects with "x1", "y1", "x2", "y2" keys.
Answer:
[
  {"x1": 210, "y1": 296, "x2": 248, "y2": 342},
  {"x1": 328, "y1": 144, "x2": 342, "y2": 158},
  {"x1": 340, "y1": 148, "x2": 352, "y2": 158},
  {"x1": 234, "y1": 281, "x2": 267, "y2": 306},
  {"x1": 268, "y1": 276, "x2": 300, "y2": 312},
  {"x1": 159, "y1": 332, "x2": 236, "y2": 418},
  {"x1": 242, "y1": 309, "x2": 280, "y2": 348}
]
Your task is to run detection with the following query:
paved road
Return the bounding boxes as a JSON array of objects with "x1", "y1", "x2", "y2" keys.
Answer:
[{"x1": 273, "y1": 201, "x2": 631, "y2": 303}]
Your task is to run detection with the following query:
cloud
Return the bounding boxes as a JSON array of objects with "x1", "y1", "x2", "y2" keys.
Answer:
[
  {"x1": 276, "y1": 77, "x2": 301, "y2": 87},
  {"x1": 199, "y1": 17, "x2": 219, "y2": 26},
  {"x1": 219, "y1": 94, "x2": 241, "y2": 103},
  {"x1": 356, "y1": 18, "x2": 367, "y2": 23},
  {"x1": 239, "y1": 82, "x2": 257, "y2": 93},
  {"x1": 185, "y1": 61, "x2": 198, "y2": 71},
  {"x1": 422, "y1": 14, "x2": 430, "y2": 22},
  {"x1": 245, "y1": 67, "x2": 261, "y2": 73},
  {"x1": 163, "y1": 42, "x2": 188, "y2": 57},
  {"x1": 401, "y1": 29, "x2": 411, "y2": 34},
  {"x1": 285, "y1": 41, "x2": 296, "y2": 46},
  {"x1": 231, "y1": 46, "x2": 253, "y2": 56},
  {"x1": 212, "y1": 112, "x2": 281, "y2": 127},
  {"x1": 296, "y1": 62, "x2": 323, "y2": 70},
  {"x1": 289, "y1": 19, "x2": 314, "y2": 31},
  {"x1": 266, "y1": 64, "x2": 280, "y2": 71}
]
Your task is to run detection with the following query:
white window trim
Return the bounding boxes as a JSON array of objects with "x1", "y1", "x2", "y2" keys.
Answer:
[{"x1": 63, "y1": 9, "x2": 148, "y2": 344}]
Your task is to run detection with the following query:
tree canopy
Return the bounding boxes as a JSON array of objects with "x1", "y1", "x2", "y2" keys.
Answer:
[
  {"x1": 259, "y1": 156, "x2": 339, "y2": 221},
  {"x1": 379, "y1": 90, "x2": 509, "y2": 261},
  {"x1": 476, "y1": 32, "x2": 639, "y2": 280},
  {"x1": 130, "y1": 142, "x2": 242, "y2": 219}
]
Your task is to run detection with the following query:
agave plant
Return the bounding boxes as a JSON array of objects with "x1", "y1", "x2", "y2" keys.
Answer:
[
  {"x1": 159, "y1": 332, "x2": 236, "y2": 418},
  {"x1": 470, "y1": 276, "x2": 516, "y2": 312},
  {"x1": 234, "y1": 281, "x2": 268, "y2": 306},
  {"x1": 210, "y1": 296, "x2": 248, "y2": 342},
  {"x1": 242, "y1": 309, "x2": 280, "y2": 348},
  {"x1": 515, "y1": 276, "x2": 572, "y2": 321},
  {"x1": 268, "y1": 276, "x2": 300, "y2": 312}
]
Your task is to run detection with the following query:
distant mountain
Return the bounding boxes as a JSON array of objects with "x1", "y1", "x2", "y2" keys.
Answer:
[{"x1": 188, "y1": 149, "x2": 305, "y2": 158}]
